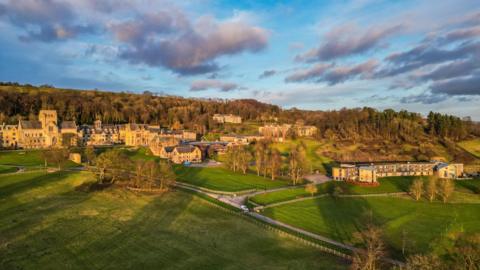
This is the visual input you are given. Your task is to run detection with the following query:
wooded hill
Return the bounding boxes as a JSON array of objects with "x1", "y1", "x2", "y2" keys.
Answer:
[{"x1": 1, "y1": 82, "x2": 479, "y2": 144}]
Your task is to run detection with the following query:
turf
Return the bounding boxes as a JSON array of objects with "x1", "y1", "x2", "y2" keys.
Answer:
[
  {"x1": 262, "y1": 196, "x2": 480, "y2": 257},
  {"x1": 174, "y1": 166, "x2": 290, "y2": 192},
  {"x1": 457, "y1": 139, "x2": 480, "y2": 158},
  {"x1": 0, "y1": 171, "x2": 347, "y2": 269},
  {"x1": 250, "y1": 177, "x2": 416, "y2": 206},
  {"x1": 272, "y1": 139, "x2": 333, "y2": 174},
  {"x1": 0, "y1": 165, "x2": 17, "y2": 174},
  {"x1": 0, "y1": 150, "x2": 79, "y2": 168}
]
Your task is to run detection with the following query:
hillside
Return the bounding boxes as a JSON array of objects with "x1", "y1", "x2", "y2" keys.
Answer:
[{"x1": 1, "y1": 82, "x2": 479, "y2": 164}]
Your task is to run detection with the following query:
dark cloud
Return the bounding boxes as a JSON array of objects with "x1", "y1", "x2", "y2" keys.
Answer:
[
  {"x1": 295, "y1": 24, "x2": 402, "y2": 62},
  {"x1": 190, "y1": 79, "x2": 239, "y2": 92},
  {"x1": 285, "y1": 60, "x2": 377, "y2": 85},
  {"x1": 400, "y1": 92, "x2": 449, "y2": 104},
  {"x1": 259, "y1": 70, "x2": 276, "y2": 79},
  {"x1": 0, "y1": 0, "x2": 97, "y2": 42},
  {"x1": 114, "y1": 14, "x2": 269, "y2": 75},
  {"x1": 379, "y1": 41, "x2": 480, "y2": 77},
  {"x1": 430, "y1": 74, "x2": 480, "y2": 96},
  {"x1": 412, "y1": 56, "x2": 480, "y2": 82}
]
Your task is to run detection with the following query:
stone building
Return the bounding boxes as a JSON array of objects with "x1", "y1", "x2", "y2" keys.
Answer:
[
  {"x1": 0, "y1": 124, "x2": 18, "y2": 148},
  {"x1": 157, "y1": 145, "x2": 202, "y2": 164},
  {"x1": 213, "y1": 114, "x2": 242, "y2": 124}
]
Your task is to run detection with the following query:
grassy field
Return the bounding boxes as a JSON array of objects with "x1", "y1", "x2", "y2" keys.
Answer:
[
  {"x1": 0, "y1": 171, "x2": 347, "y2": 269},
  {"x1": 458, "y1": 139, "x2": 480, "y2": 158},
  {"x1": 262, "y1": 196, "x2": 480, "y2": 258},
  {"x1": 250, "y1": 177, "x2": 416, "y2": 206},
  {"x1": 272, "y1": 139, "x2": 333, "y2": 174},
  {"x1": 174, "y1": 166, "x2": 290, "y2": 192},
  {"x1": 0, "y1": 150, "x2": 79, "y2": 168},
  {"x1": 0, "y1": 165, "x2": 17, "y2": 174}
]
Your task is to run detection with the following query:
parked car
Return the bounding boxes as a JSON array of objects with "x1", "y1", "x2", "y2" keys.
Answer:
[{"x1": 240, "y1": 205, "x2": 249, "y2": 213}]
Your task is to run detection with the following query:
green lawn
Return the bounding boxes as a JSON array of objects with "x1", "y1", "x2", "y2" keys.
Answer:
[
  {"x1": 262, "y1": 196, "x2": 480, "y2": 258},
  {"x1": 0, "y1": 150, "x2": 79, "y2": 168},
  {"x1": 458, "y1": 139, "x2": 480, "y2": 158},
  {"x1": 0, "y1": 165, "x2": 17, "y2": 174},
  {"x1": 174, "y1": 166, "x2": 290, "y2": 192},
  {"x1": 250, "y1": 177, "x2": 416, "y2": 206},
  {"x1": 121, "y1": 147, "x2": 161, "y2": 162},
  {"x1": 0, "y1": 171, "x2": 346, "y2": 269},
  {"x1": 272, "y1": 139, "x2": 333, "y2": 174}
]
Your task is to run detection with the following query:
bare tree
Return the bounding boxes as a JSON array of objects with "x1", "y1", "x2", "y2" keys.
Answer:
[
  {"x1": 409, "y1": 178, "x2": 424, "y2": 201},
  {"x1": 449, "y1": 233, "x2": 480, "y2": 270},
  {"x1": 438, "y1": 179, "x2": 454, "y2": 203},
  {"x1": 305, "y1": 183, "x2": 317, "y2": 197},
  {"x1": 289, "y1": 145, "x2": 307, "y2": 185},
  {"x1": 404, "y1": 254, "x2": 443, "y2": 270},
  {"x1": 255, "y1": 141, "x2": 267, "y2": 176},
  {"x1": 237, "y1": 147, "x2": 252, "y2": 174},
  {"x1": 426, "y1": 176, "x2": 437, "y2": 202},
  {"x1": 269, "y1": 148, "x2": 282, "y2": 180},
  {"x1": 351, "y1": 223, "x2": 386, "y2": 270}
]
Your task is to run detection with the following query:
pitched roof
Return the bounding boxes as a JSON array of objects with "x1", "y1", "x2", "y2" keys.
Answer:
[
  {"x1": 175, "y1": 145, "x2": 198, "y2": 153},
  {"x1": 61, "y1": 121, "x2": 77, "y2": 129},
  {"x1": 20, "y1": 120, "x2": 42, "y2": 129}
]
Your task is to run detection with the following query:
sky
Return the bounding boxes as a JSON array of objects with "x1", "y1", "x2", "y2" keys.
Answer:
[{"x1": 0, "y1": 0, "x2": 479, "y2": 120}]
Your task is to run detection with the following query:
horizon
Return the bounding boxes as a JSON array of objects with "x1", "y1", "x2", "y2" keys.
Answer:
[{"x1": 1, "y1": 0, "x2": 479, "y2": 120}]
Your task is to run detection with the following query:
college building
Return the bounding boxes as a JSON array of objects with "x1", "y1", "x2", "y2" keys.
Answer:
[
  {"x1": 332, "y1": 161, "x2": 464, "y2": 183},
  {"x1": 213, "y1": 114, "x2": 242, "y2": 124}
]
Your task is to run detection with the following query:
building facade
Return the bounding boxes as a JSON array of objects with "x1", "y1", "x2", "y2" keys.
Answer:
[
  {"x1": 332, "y1": 161, "x2": 464, "y2": 183},
  {"x1": 213, "y1": 114, "x2": 242, "y2": 124}
]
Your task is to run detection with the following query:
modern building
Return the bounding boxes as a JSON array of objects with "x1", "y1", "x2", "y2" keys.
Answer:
[{"x1": 332, "y1": 161, "x2": 464, "y2": 183}]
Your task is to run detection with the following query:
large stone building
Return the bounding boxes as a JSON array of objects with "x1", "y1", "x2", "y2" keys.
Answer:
[
  {"x1": 158, "y1": 145, "x2": 202, "y2": 164},
  {"x1": 332, "y1": 161, "x2": 464, "y2": 183},
  {"x1": 213, "y1": 114, "x2": 242, "y2": 124},
  {"x1": 0, "y1": 124, "x2": 18, "y2": 148}
]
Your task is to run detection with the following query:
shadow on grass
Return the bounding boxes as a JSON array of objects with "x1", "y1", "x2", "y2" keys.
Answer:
[{"x1": 0, "y1": 171, "x2": 71, "y2": 198}]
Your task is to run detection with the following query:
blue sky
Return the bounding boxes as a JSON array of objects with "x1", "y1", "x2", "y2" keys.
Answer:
[{"x1": 0, "y1": 0, "x2": 479, "y2": 119}]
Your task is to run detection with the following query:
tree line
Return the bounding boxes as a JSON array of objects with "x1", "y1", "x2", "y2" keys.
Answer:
[
  {"x1": 1, "y1": 82, "x2": 478, "y2": 143},
  {"x1": 224, "y1": 140, "x2": 308, "y2": 184}
]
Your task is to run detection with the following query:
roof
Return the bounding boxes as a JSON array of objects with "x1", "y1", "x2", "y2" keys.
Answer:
[
  {"x1": 436, "y1": 163, "x2": 449, "y2": 169},
  {"x1": 175, "y1": 145, "x2": 198, "y2": 153},
  {"x1": 61, "y1": 121, "x2": 77, "y2": 129},
  {"x1": 359, "y1": 166, "x2": 376, "y2": 171},
  {"x1": 163, "y1": 146, "x2": 175, "y2": 153},
  {"x1": 20, "y1": 120, "x2": 42, "y2": 129}
]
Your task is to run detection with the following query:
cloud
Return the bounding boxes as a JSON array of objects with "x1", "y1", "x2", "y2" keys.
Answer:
[
  {"x1": 295, "y1": 23, "x2": 403, "y2": 62},
  {"x1": 430, "y1": 74, "x2": 480, "y2": 96},
  {"x1": 285, "y1": 63, "x2": 332, "y2": 82},
  {"x1": 0, "y1": 0, "x2": 97, "y2": 42},
  {"x1": 412, "y1": 56, "x2": 480, "y2": 82},
  {"x1": 400, "y1": 92, "x2": 449, "y2": 104},
  {"x1": 114, "y1": 13, "x2": 269, "y2": 75},
  {"x1": 259, "y1": 70, "x2": 276, "y2": 79},
  {"x1": 379, "y1": 41, "x2": 480, "y2": 77},
  {"x1": 285, "y1": 60, "x2": 377, "y2": 85},
  {"x1": 190, "y1": 79, "x2": 239, "y2": 92}
]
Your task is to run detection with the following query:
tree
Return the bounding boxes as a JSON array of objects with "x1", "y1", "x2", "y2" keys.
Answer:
[
  {"x1": 404, "y1": 254, "x2": 443, "y2": 270},
  {"x1": 133, "y1": 160, "x2": 145, "y2": 188},
  {"x1": 268, "y1": 148, "x2": 282, "y2": 180},
  {"x1": 84, "y1": 146, "x2": 96, "y2": 166},
  {"x1": 426, "y1": 176, "x2": 437, "y2": 202},
  {"x1": 42, "y1": 148, "x2": 69, "y2": 170},
  {"x1": 254, "y1": 141, "x2": 267, "y2": 176},
  {"x1": 438, "y1": 179, "x2": 454, "y2": 203},
  {"x1": 305, "y1": 183, "x2": 317, "y2": 196},
  {"x1": 351, "y1": 223, "x2": 386, "y2": 270},
  {"x1": 289, "y1": 145, "x2": 307, "y2": 185},
  {"x1": 157, "y1": 160, "x2": 176, "y2": 190},
  {"x1": 237, "y1": 147, "x2": 252, "y2": 174},
  {"x1": 94, "y1": 149, "x2": 130, "y2": 184},
  {"x1": 409, "y1": 178, "x2": 424, "y2": 201},
  {"x1": 448, "y1": 233, "x2": 480, "y2": 270}
]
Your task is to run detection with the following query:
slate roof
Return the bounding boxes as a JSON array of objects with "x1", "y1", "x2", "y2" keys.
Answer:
[
  {"x1": 19, "y1": 120, "x2": 42, "y2": 129},
  {"x1": 175, "y1": 145, "x2": 197, "y2": 153},
  {"x1": 61, "y1": 121, "x2": 77, "y2": 129}
]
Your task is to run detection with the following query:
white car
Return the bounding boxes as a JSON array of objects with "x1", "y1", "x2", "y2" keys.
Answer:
[{"x1": 240, "y1": 205, "x2": 249, "y2": 213}]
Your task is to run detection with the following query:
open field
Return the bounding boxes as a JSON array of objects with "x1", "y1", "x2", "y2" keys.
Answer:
[
  {"x1": 458, "y1": 139, "x2": 480, "y2": 158},
  {"x1": 174, "y1": 166, "x2": 290, "y2": 192},
  {"x1": 0, "y1": 171, "x2": 346, "y2": 269},
  {"x1": 0, "y1": 165, "x2": 17, "y2": 174},
  {"x1": 0, "y1": 150, "x2": 79, "y2": 168},
  {"x1": 272, "y1": 139, "x2": 333, "y2": 174},
  {"x1": 262, "y1": 195, "x2": 480, "y2": 258},
  {"x1": 250, "y1": 177, "x2": 416, "y2": 206}
]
